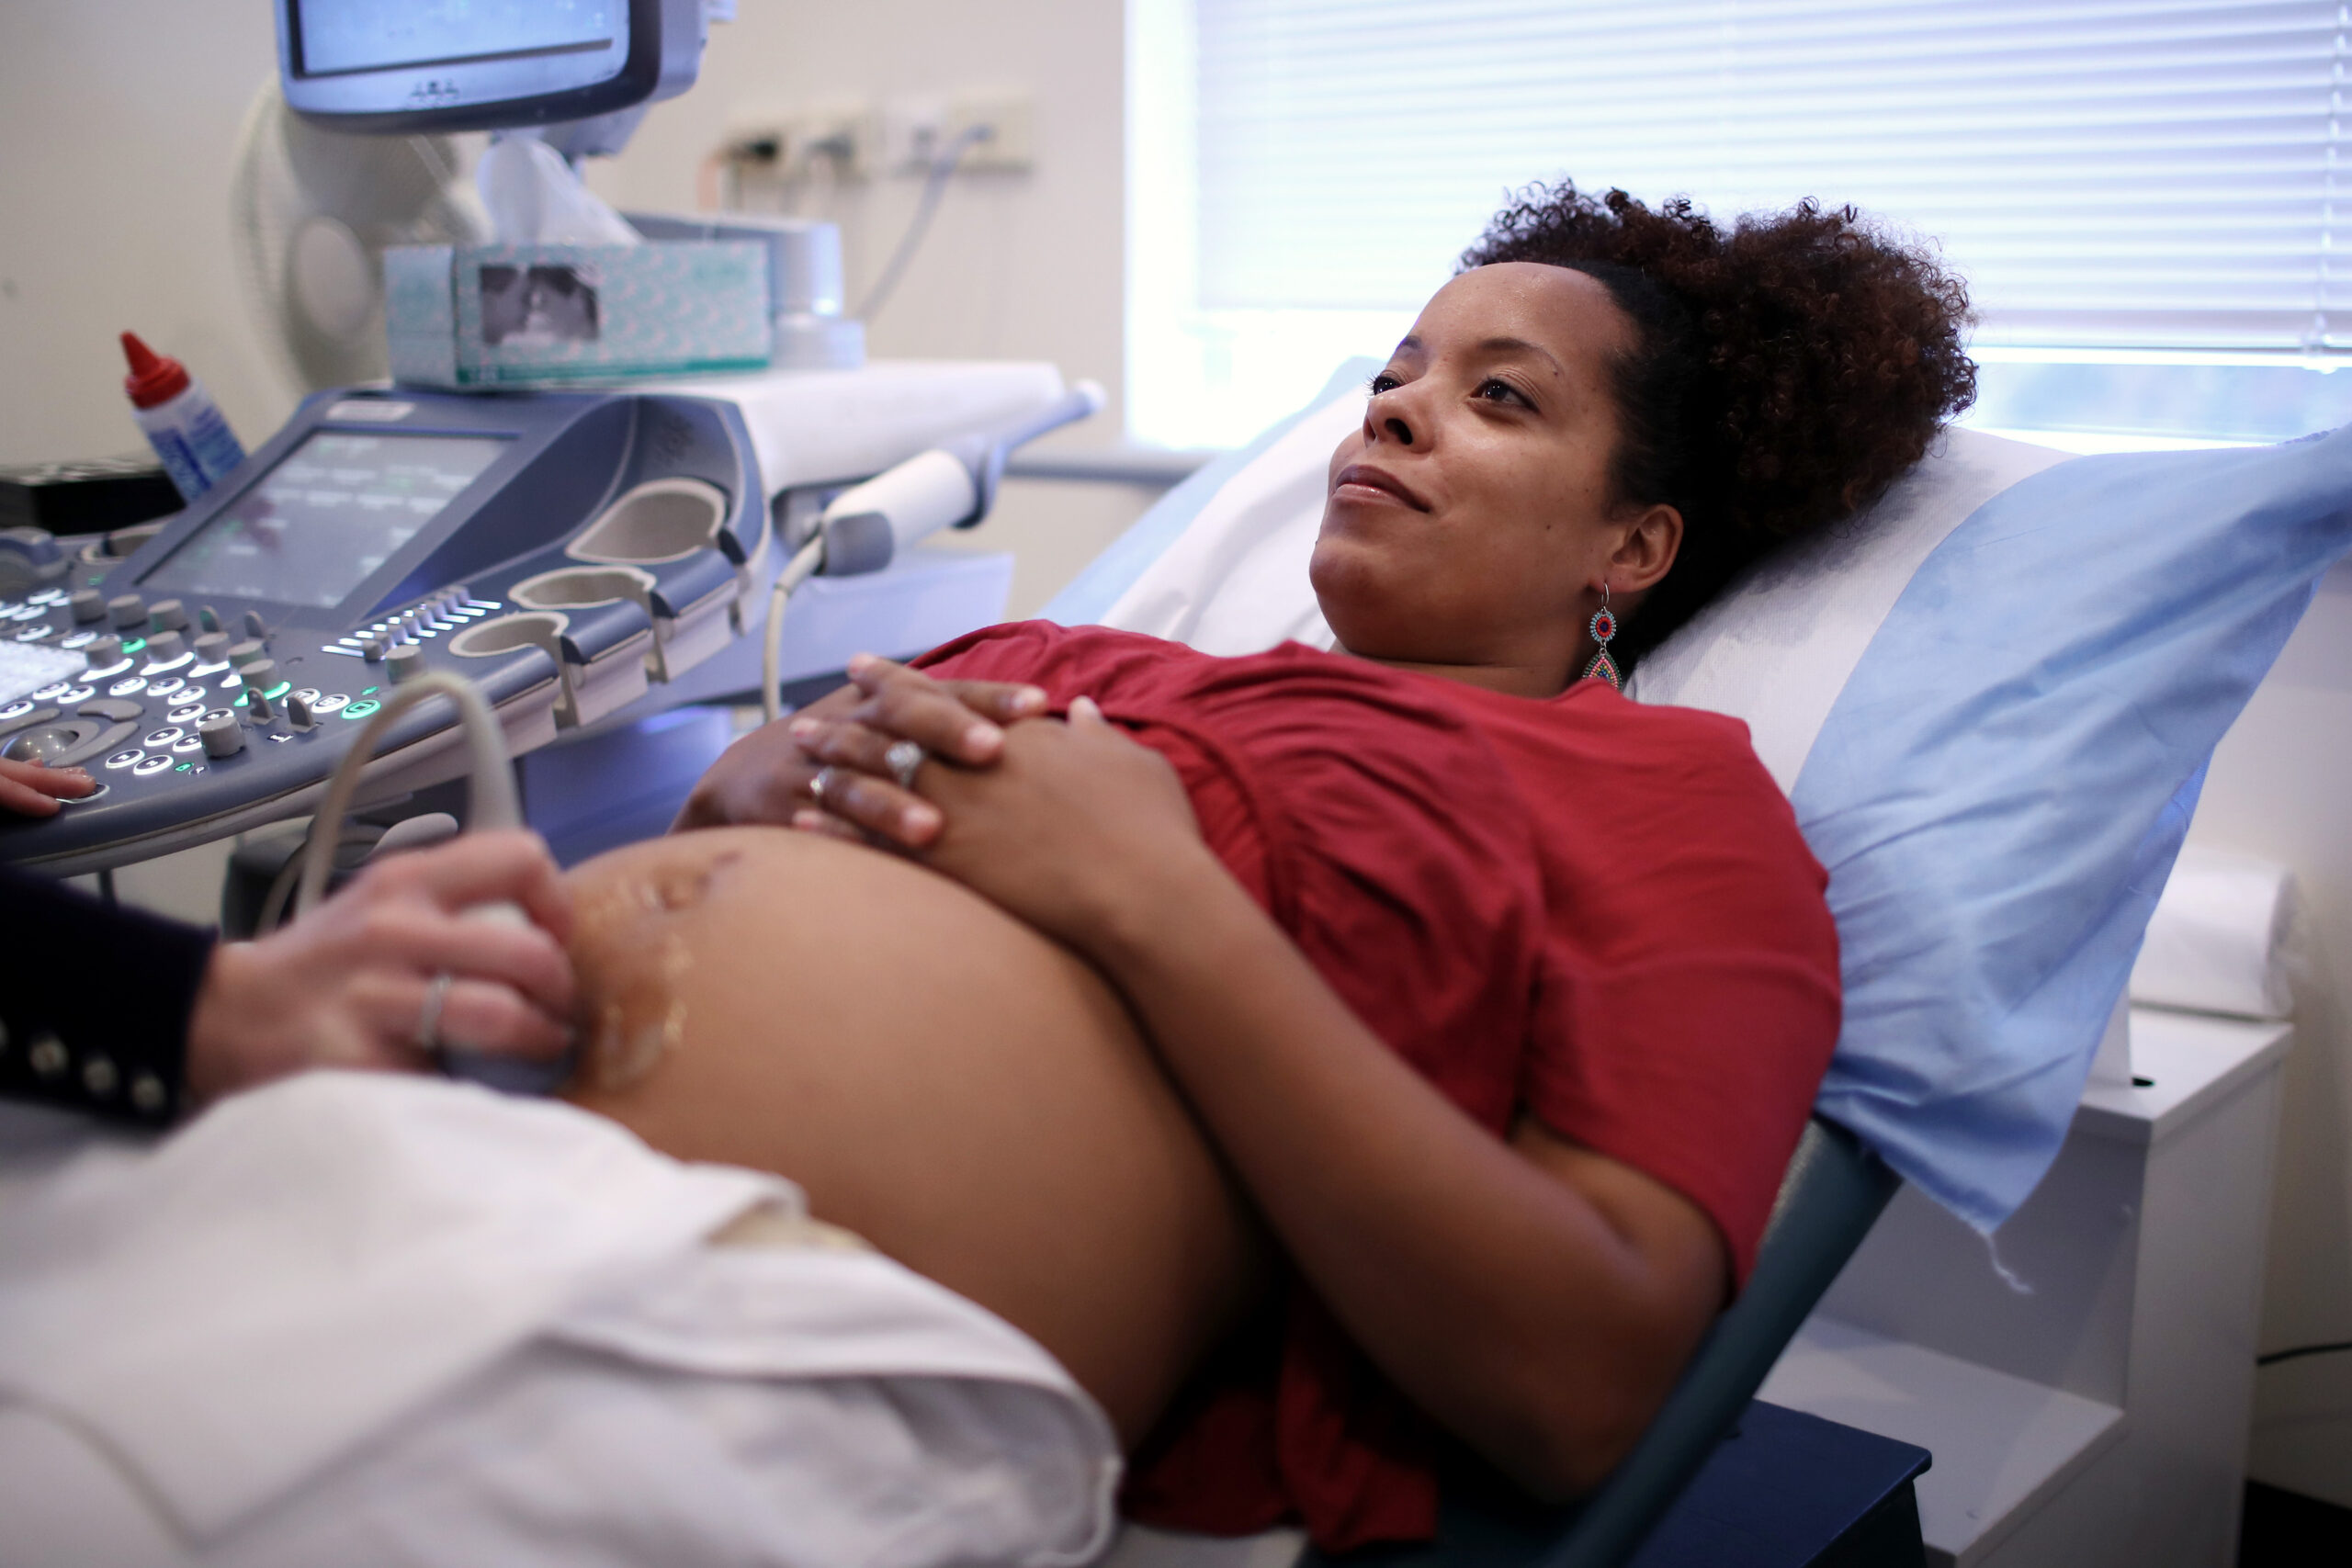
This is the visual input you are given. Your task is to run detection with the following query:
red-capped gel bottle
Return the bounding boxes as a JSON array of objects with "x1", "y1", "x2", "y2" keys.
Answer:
[{"x1": 121, "y1": 332, "x2": 246, "y2": 503}]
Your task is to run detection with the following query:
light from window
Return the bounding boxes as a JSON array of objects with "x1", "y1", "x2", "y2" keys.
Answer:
[{"x1": 1129, "y1": 0, "x2": 2352, "y2": 449}]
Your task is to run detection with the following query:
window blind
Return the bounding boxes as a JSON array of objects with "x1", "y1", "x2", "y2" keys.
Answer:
[{"x1": 1191, "y1": 0, "x2": 2350, "y2": 352}]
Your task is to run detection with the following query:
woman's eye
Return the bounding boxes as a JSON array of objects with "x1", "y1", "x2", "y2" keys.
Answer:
[
  {"x1": 1476, "y1": 378, "x2": 1529, "y2": 407},
  {"x1": 1368, "y1": 371, "x2": 1402, "y2": 394}
]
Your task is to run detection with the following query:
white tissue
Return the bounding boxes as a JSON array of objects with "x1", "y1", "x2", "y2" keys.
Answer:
[
  {"x1": 2130, "y1": 845, "x2": 2299, "y2": 1020},
  {"x1": 476, "y1": 133, "x2": 642, "y2": 246}
]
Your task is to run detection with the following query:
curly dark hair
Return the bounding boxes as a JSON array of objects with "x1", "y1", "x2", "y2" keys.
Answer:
[{"x1": 1460, "y1": 183, "x2": 1975, "y2": 667}]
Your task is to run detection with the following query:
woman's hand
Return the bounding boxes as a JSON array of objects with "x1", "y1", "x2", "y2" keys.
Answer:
[
  {"x1": 791, "y1": 660, "x2": 1215, "y2": 949},
  {"x1": 925, "y1": 699, "x2": 1215, "y2": 947},
  {"x1": 183, "y1": 829, "x2": 577, "y2": 1107},
  {"x1": 672, "y1": 655, "x2": 1046, "y2": 833},
  {"x1": 0, "y1": 757, "x2": 96, "y2": 817}
]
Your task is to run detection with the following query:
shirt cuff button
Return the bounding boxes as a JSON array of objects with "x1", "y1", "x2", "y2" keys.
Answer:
[
  {"x1": 28, "y1": 1034, "x2": 67, "y2": 1079},
  {"x1": 82, "y1": 1055, "x2": 119, "y2": 1099}
]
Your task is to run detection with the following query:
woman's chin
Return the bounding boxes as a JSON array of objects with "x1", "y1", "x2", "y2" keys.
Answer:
[
  {"x1": 1308, "y1": 534, "x2": 1386, "y2": 607},
  {"x1": 1310, "y1": 542, "x2": 1424, "y2": 653}
]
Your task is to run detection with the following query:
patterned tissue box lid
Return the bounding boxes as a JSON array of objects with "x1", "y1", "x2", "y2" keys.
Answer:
[{"x1": 388, "y1": 241, "x2": 772, "y2": 387}]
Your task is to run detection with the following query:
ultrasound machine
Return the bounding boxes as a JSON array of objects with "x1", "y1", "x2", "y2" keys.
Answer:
[{"x1": 0, "y1": 0, "x2": 1091, "y2": 879}]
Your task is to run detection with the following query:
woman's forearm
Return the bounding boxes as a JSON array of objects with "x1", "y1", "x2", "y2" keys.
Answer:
[{"x1": 1088, "y1": 848, "x2": 1723, "y2": 1497}]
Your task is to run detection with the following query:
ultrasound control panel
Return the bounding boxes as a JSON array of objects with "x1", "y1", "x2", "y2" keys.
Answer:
[{"x1": 0, "y1": 387, "x2": 763, "y2": 874}]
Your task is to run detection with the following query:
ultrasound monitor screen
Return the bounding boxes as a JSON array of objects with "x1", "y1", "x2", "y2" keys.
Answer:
[
  {"x1": 295, "y1": 0, "x2": 616, "y2": 77},
  {"x1": 141, "y1": 431, "x2": 508, "y2": 610}
]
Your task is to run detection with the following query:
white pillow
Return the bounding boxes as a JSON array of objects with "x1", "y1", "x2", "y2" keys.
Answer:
[
  {"x1": 1099, "y1": 390, "x2": 1358, "y2": 654},
  {"x1": 1625, "y1": 430, "x2": 2065, "y2": 787}
]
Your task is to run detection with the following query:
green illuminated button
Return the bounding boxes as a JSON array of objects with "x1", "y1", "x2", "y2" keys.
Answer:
[
  {"x1": 360, "y1": 686, "x2": 379, "y2": 696},
  {"x1": 120, "y1": 637, "x2": 146, "y2": 656},
  {"x1": 264, "y1": 682, "x2": 291, "y2": 700},
  {"x1": 342, "y1": 699, "x2": 382, "y2": 719}
]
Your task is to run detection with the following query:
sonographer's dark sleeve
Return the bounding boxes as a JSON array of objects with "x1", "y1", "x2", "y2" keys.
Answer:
[{"x1": 0, "y1": 868, "x2": 213, "y2": 1124}]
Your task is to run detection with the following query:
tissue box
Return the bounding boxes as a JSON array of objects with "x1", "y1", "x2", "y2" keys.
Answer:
[{"x1": 385, "y1": 242, "x2": 771, "y2": 388}]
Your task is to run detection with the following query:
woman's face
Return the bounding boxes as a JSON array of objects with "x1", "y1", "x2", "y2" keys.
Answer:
[{"x1": 1310, "y1": 262, "x2": 1680, "y2": 695}]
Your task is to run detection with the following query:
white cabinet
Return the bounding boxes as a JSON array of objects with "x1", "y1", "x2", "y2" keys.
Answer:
[{"x1": 1760, "y1": 1010, "x2": 2289, "y2": 1567}]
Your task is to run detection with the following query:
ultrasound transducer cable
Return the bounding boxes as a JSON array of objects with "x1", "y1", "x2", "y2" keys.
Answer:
[{"x1": 759, "y1": 379, "x2": 1106, "y2": 724}]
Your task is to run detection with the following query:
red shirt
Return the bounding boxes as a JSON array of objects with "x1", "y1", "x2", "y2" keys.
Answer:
[{"x1": 916, "y1": 624, "x2": 1840, "y2": 1551}]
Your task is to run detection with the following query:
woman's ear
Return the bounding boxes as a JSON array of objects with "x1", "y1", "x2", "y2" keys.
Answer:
[{"x1": 1610, "y1": 503, "x2": 1683, "y2": 593}]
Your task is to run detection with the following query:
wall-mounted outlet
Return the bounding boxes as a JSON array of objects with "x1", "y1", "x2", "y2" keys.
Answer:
[
  {"x1": 720, "y1": 102, "x2": 793, "y2": 163},
  {"x1": 723, "y1": 98, "x2": 879, "y2": 180},
  {"x1": 878, "y1": 90, "x2": 1035, "y2": 175},
  {"x1": 879, "y1": 95, "x2": 951, "y2": 175},
  {"x1": 944, "y1": 91, "x2": 1034, "y2": 173}
]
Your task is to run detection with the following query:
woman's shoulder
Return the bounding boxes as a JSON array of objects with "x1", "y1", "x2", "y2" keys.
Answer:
[{"x1": 1455, "y1": 680, "x2": 1822, "y2": 880}]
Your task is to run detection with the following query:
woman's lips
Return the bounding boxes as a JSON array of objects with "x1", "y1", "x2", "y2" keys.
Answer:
[{"x1": 1331, "y1": 464, "x2": 1430, "y2": 511}]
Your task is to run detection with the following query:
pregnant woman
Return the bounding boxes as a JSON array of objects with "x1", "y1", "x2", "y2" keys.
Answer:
[{"x1": 598, "y1": 182, "x2": 1975, "y2": 1551}]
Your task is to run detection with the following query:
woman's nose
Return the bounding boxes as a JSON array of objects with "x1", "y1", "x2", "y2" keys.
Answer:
[{"x1": 1364, "y1": 393, "x2": 1425, "y2": 450}]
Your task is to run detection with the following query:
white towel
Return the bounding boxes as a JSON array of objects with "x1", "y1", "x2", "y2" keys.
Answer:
[{"x1": 0, "y1": 1073, "x2": 1118, "y2": 1567}]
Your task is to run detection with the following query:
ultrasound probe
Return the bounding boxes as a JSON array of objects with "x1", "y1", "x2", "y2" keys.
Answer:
[{"x1": 293, "y1": 668, "x2": 568, "y2": 1091}]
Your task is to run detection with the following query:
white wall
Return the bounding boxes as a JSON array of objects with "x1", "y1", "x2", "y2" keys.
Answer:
[
  {"x1": 0, "y1": 4, "x2": 297, "y2": 468},
  {"x1": 2184, "y1": 573, "x2": 2352, "y2": 1509},
  {"x1": 0, "y1": 0, "x2": 1154, "y2": 619}
]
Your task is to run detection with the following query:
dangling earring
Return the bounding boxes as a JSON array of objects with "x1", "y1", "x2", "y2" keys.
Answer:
[{"x1": 1583, "y1": 584, "x2": 1621, "y2": 691}]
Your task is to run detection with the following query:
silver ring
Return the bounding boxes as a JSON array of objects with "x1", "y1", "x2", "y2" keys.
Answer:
[
  {"x1": 414, "y1": 971, "x2": 453, "y2": 1055},
  {"x1": 883, "y1": 739, "x2": 924, "y2": 791},
  {"x1": 808, "y1": 766, "x2": 835, "y2": 808}
]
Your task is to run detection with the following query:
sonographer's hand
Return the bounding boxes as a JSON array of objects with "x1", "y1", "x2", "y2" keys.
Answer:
[
  {"x1": 0, "y1": 757, "x2": 96, "y2": 817},
  {"x1": 672, "y1": 657, "x2": 1046, "y2": 835},
  {"x1": 183, "y1": 829, "x2": 576, "y2": 1107}
]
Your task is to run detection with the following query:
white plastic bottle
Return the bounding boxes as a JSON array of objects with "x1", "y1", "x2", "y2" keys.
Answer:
[{"x1": 120, "y1": 331, "x2": 246, "y2": 503}]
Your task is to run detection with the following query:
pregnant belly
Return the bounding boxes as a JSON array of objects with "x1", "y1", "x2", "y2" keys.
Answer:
[{"x1": 561, "y1": 827, "x2": 1265, "y2": 1446}]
